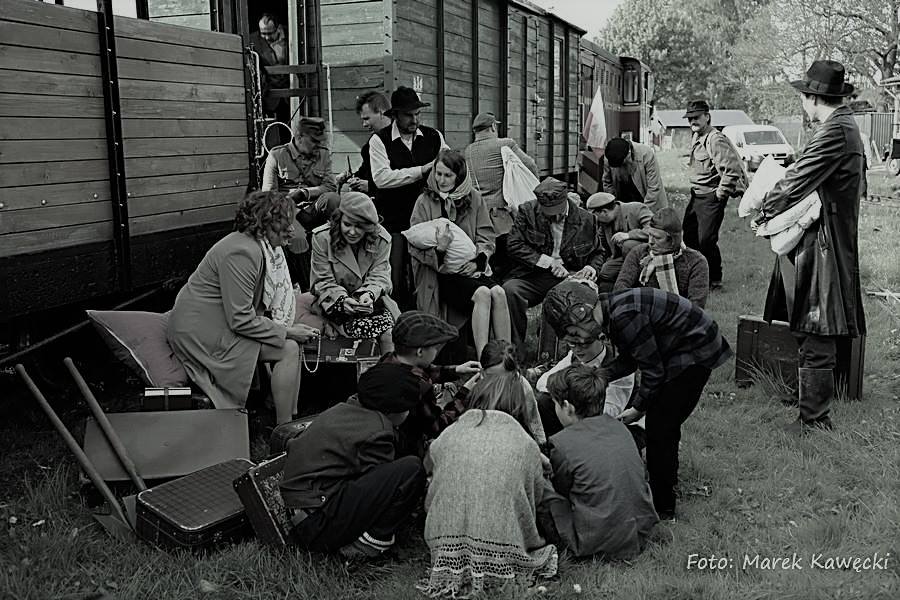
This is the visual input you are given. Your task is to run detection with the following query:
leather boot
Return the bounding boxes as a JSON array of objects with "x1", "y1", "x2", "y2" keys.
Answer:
[{"x1": 798, "y1": 367, "x2": 834, "y2": 429}]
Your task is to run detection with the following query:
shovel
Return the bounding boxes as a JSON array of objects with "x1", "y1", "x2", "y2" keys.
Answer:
[{"x1": 15, "y1": 364, "x2": 136, "y2": 542}]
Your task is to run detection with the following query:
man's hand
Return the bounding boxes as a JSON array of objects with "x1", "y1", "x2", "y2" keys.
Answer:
[
  {"x1": 455, "y1": 361, "x2": 482, "y2": 376},
  {"x1": 616, "y1": 407, "x2": 645, "y2": 425},
  {"x1": 348, "y1": 178, "x2": 369, "y2": 193},
  {"x1": 422, "y1": 160, "x2": 435, "y2": 175},
  {"x1": 287, "y1": 324, "x2": 319, "y2": 343},
  {"x1": 435, "y1": 223, "x2": 454, "y2": 253},
  {"x1": 457, "y1": 261, "x2": 478, "y2": 276},
  {"x1": 288, "y1": 188, "x2": 310, "y2": 204},
  {"x1": 549, "y1": 258, "x2": 569, "y2": 279},
  {"x1": 569, "y1": 265, "x2": 597, "y2": 282},
  {"x1": 611, "y1": 232, "x2": 630, "y2": 246}
]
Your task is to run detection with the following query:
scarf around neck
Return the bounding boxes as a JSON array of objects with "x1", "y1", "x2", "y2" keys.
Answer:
[
  {"x1": 638, "y1": 244, "x2": 684, "y2": 294},
  {"x1": 260, "y1": 239, "x2": 296, "y2": 327},
  {"x1": 426, "y1": 168, "x2": 474, "y2": 221}
]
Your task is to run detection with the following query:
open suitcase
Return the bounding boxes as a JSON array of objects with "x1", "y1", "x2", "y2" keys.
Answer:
[
  {"x1": 135, "y1": 458, "x2": 253, "y2": 550},
  {"x1": 232, "y1": 453, "x2": 292, "y2": 546}
]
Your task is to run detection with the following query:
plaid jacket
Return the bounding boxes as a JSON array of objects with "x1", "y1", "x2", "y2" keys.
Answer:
[{"x1": 599, "y1": 288, "x2": 732, "y2": 411}]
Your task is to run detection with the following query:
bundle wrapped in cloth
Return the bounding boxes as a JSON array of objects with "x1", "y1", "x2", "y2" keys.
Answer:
[
  {"x1": 402, "y1": 217, "x2": 477, "y2": 274},
  {"x1": 739, "y1": 155, "x2": 821, "y2": 256}
]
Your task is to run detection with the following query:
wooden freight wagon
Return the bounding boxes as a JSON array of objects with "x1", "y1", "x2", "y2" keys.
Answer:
[{"x1": 320, "y1": 0, "x2": 585, "y2": 181}]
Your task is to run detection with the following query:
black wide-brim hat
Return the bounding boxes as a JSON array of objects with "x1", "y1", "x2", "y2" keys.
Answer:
[
  {"x1": 790, "y1": 60, "x2": 854, "y2": 97},
  {"x1": 386, "y1": 86, "x2": 430, "y2": 115}
]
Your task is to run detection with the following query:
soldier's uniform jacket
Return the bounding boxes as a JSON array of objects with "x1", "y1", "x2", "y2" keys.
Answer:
[{"x1": 263, "y1": 142, "x2": 337, "y2": 195}]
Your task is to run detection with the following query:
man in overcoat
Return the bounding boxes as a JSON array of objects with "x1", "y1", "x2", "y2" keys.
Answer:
[
  {"x1": 602, "y1": 138, "x2": 668, "y2": 213},
  {"x1": 755, "y1": 60, "x2": 866, "y2": 432}
]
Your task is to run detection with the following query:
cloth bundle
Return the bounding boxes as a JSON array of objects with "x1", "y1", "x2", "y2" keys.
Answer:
[
  {"x1": 501, "y1": 145, "x2": 540, "y2": 211},
  {"x1": 402, "y1": 218, "x2": 477, "y2": 274}
]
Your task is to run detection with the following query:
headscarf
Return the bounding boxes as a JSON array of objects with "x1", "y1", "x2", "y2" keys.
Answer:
[{"x1": 426, "y1": 166, "x2": 474, "y2": 221}]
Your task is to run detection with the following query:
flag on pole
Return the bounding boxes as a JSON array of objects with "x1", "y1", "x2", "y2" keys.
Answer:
[{"x1": 582, "y1": 86, "x2": 607, "y2": 155}]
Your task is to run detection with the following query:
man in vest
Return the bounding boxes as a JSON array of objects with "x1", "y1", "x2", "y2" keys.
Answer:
[
  {"x1": 338, "y1": 90, "x2": 393, "y2": 196},
  {"x1": 369, "y1": 86, "x2": 448, "y2": 309},
  {"x1": 464, "y1": 112, "x2": 538, "y2": 277}
]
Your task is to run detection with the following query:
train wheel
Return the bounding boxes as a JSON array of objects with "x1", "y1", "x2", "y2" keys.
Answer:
[{"x1": 889, "y1": 158, "x2": 900, "y2": 177}]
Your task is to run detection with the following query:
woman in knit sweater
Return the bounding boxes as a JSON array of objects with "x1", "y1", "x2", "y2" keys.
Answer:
[
  {"x1": 420, "y1": 373, "x2": 557, "y2": 597},
  {"x1": 613, "y1": 207, "x2": 710, "y2": 308}
]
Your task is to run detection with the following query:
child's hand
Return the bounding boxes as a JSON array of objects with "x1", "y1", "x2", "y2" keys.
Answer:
[
  {"x1": 540, "y1": 452, "x2": 552, "y2": 477},
  {"x1": 455, "y1": 361, "x2": 481, "y2": 376}
]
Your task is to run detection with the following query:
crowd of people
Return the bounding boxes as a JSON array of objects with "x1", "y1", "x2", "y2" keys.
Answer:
[{"x1": 164, "y1": 58, "x2": 866, "y2": 595}]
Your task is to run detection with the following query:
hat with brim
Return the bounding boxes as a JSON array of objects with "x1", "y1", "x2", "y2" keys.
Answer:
[
  {"x1": 682, "y1": 99, "x2": 711, "y2": 119},
  {"x1": 790, "y1": 60, "x2": 854, "y2": 97},
  {"x1": 386, "y1": 86, "x2": 430, "y2": 115},
  {"x1": 534, "y1": 177, "x2": 569, "y2": 215}
]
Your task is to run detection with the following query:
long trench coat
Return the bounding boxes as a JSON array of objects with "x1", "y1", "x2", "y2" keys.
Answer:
[
  {"x1": 308, "y1": 223, "x2": 394, "y2": 315},
  {"x1": 761, "y1": 105, "x2": 866, "y2": 337},
  {"x1": 408, "y1": 188, "x2": 496, "y2": 327},
  {"x1": 167, "y1": 231, "x2": 288, "y2": 409}
]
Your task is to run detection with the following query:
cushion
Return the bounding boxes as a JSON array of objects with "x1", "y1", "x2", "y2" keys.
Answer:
[
  {"x1": 402, "y1": 218, "x2": 477, "y2": 274},
  {"x1": 87, "y1": 310, "x2": 189, "y2": 387}
]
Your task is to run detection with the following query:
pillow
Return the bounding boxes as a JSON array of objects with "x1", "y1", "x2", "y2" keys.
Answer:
[
  {"x1": 87, "y1": 310, "x2": 189, "y2": 387},
  {"x1": 402, "y1": 218, "x2": 477, "y2": 274}
]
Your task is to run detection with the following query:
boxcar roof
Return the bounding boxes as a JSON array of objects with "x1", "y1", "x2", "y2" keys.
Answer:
[
  {"x1": 656, "y1": 109, "x2": 754, "y2": 128},
  {"x1": 580, "y1": 37, "x2": 620, "y2": 63},
  {"x1": 509, "y1": 0, "x2": 587, "y2": 34}
]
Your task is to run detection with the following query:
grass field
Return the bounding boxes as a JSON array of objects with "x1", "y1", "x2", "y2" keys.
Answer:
[{"x1": 1, "y1": 153, "x2": 899, "y2": 600}]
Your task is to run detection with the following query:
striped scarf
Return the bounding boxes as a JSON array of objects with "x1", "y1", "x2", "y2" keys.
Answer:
[{"x1": 638, "y1": 245, "x2": 682, "y2": 295}]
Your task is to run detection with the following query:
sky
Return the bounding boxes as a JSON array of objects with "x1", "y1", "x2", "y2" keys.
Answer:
[{"x1": 529, "y1": 0, "x2": 624, "y2": 41}]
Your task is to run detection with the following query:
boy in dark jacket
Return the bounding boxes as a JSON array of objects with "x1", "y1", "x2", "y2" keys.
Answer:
[
  {"x1": 540, "y1": 365, "x2": 658, "y2": 559},
  {"x1": 280, "y1": 362, "x2": 425, "y2": 559}
]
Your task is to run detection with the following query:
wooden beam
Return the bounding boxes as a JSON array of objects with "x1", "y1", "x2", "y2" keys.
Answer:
[
  {"x1": 471, "y1": 0, "x2": 479, "y2": 119},
  {"x1": 499, "y1": 0, "x2": 508, "y2": 137},
  {"x1": 436, "y1": 0, "x2": 445, "y2": 133}
]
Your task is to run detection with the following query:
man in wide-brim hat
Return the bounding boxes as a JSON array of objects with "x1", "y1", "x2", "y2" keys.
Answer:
[
  {"x1": 754, "y1": 59, "x2": 866, "y2": 434},
  {"x1": 368, "y1": 86, "x2": 449, "y2": 310}
]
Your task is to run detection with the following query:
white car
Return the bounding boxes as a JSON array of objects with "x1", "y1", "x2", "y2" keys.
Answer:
[{"x1": 722, "y1": 124, "x2": 795, "y2": 171}]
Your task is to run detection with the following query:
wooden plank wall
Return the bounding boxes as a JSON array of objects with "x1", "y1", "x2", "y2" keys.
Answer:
[
  {"x1": 147, "y1": 0, "x2": 211, "y2": 31},
  {"x1": 0, "y1": 0, "x2": 112, "y2": 258},
  {"x1": 319, "y1": 0, "x2": 388, "y2": 172},
  {"x1": 442, "y1": 0, "x2": 474, "y2": 150},
  {"x1": 114, "y1": 15, "x2": 248, "y2": 240},
  {"x1": 506, "y1": 9, "x2": 525, "y2": 150},
  {"x1": 392, "y1": 0, "x2": 440, "y2": 131},
  {"x1": 477, "y1": 0, "x2": 502, "y2": 126}
]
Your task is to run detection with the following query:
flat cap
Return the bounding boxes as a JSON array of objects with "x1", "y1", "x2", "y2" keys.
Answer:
[
  {"x1": 356, "y1": 362, "x2": 421, "y2": 413},
  {"x1": 534, "y1": 177, "x2": 569, "y2": 215},
  {"x1": 472, "y1": 112, "x2": 501, "y2": 131},
  {"x1": 392, "y1": 310, "x2": 459, "y2": 348},
  {"x1": 585, "y1": 192, "x2": 617, "y2": 210}
]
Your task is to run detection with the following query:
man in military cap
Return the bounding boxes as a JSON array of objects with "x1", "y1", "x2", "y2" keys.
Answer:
[
  {"x1": 502, "y1": 178, "x2": 605, "y2": 357},
  {"x1": 682, "y1": 99, "x2": 746, "y2": 290},
  {"x1": 262, "y1": 116, "x2": 339, "y2": 286}
]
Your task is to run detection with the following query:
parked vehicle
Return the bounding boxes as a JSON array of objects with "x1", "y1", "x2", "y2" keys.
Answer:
[{"x1": 722, "y1": 124, "x2": 795, "y2": 171}]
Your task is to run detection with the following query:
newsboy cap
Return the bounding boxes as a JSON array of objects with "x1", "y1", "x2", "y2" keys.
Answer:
[
  {"x1": 534, "y1": 177, "x2": 569, "y2": 215},
  {"x1": 297, "y1": 116, "x2": 327, "y2": 142},
  {"x1": 339, "y1": 192, "x2": 380, "y2": 226},
  {"x1": 682, "y1": 99, "x2": 711, "y2": 118},
  {"x1": 392, "y1": 310, "x2": 459, "y2": 348},
  {"x1": 585, "y1": 192, "x2": 617, "y2": 211},
  {"x1": 356, "y1": 362, "x2": 421, "y2": 414},
  {"x1": 472, "y1": 112, "x2": 501, "y2": 131}
]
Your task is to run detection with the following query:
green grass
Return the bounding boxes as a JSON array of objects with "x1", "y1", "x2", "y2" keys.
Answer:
[{"x1": 2, "y1": 152, "x2": 899, "y2": 599}]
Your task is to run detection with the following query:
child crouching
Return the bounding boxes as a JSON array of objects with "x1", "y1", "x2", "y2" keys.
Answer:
[
  {"x1": 279, "y1": 362, "x2": 425, "y2": 559},
  {"x1": 542, "y1": 365, "x2": 658, "y2": 559}
]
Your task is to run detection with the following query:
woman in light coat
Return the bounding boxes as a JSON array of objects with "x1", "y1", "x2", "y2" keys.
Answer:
[
  {"x1": 167, "y1": 191, "x2": 319, "y2": 424},
  {"x1": 304, "y1": 192, "x2": 397, "y2": 351},
  {"x1": 409, "y1": 149, "x2": 511, "y2": 358}
]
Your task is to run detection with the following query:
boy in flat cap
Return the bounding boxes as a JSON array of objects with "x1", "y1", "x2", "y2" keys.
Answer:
[
  {"x1": 502, "y1": 178, "x2": 605, "y2": 359},
  {"x1": 280, "y1": 361, "x2": 426, "y2": 559},
  {"x1": 379, "y1": 310, "x2": 482, "y2": 455},
  {"x1": 262, "y1": 116, "x2": 340, "y2": 287},
  {"x1": 754, "y1": 60, "x2": 866, "y2": 433},
  {"x1": 602, "y1": 137, "x2": 668, "y2": 213},
  {"x1": 584, "y1": 191, "x2": 653, "y2": 288},
  {"x1": 682, "y1": 99, "x2": 747, "y2": 290}
]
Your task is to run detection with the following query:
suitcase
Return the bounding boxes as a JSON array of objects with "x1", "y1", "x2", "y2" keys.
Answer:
[
  {"x1": 141, "y1": 388, "x2": 213, "y2": 411},
  {"x1": 232, "y1": 453, "x2": 292, "y2": 546},
  {"x1": 735, "y1": 315, "x2": 865, "y2": 400},
  {"x1": 536, "y1": 313, "x2": 567, "y2": 364},
  {"x1": 302, "y1": 337, "x2": 380, "y2": 366},
  {"x1": 135, "y1": 458, "x2": 253, "y2": 550},
  {"x1": 269, "y1": 414, "x2": 317, "y2": 455}
]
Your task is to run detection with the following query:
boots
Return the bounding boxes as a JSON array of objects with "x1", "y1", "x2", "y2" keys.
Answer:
[{"x1": 784, "y1": 367, "x2": 834, "y2": 433}]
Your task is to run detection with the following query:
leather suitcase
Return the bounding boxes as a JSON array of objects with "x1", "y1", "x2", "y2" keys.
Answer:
[
  {"x1": 135, "y1": 458, "x2": 253, "y2": 550},
  {"x1": 269, "y1": 414, "x2": 317, "y2": 455},
  {"x1": 232, "y1": 453, "x2": 292, "y2": 546},
  {"x1": 735, "y1": 315, "x2": 865, "y2": 400}
]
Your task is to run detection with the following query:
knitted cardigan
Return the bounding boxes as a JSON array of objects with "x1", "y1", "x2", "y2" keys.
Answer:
[
  {"x1": 420, "y1": 410, "x2": 557, "y2": 597},
  {"x1": 613, "y1": 243, "x2": 710, "y2": 308}
]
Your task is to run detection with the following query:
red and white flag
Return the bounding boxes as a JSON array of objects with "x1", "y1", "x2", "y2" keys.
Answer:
[{"x1": 582, "y1": 86, "x2": 607, "y2": 155}]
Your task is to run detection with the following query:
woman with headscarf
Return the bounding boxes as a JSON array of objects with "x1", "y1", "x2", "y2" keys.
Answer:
[
  {"x1": 167, "y1": 191, "x2": 319, "y2": 424},
  {"x1": 613, "y1": 207, "x2": 710, "y2": 308},
  {"x1": 408, "y1": 149, "x2": 511, "y2": 358}
]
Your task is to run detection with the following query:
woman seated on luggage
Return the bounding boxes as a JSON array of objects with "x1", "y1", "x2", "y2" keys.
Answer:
[
  {"x1": 297, "y1": 192, "x2": 398, "y2": 351},
  {"x1": 167, "y1": 191, "x2": 319, "y2": 424},
  {"x1": 613, "y1": 208, "x2": 710, "y2": 308},
  {"x1": 409, "y1": 149, "x2": 511, "y2": 358}
]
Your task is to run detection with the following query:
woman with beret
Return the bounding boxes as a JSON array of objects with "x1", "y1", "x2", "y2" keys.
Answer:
[
  {"x1": 302, "y1": 192, "x2": 398, "y2": 351},
  {"x1": 409, "y1": 149, "x2": 511, "y2": 359},
  {"x1": 167, "y1": 191, "x2": 319, "y2": 424},
  {"x1": 613, "y1": 207, "x2": 710, "y2": 308}
]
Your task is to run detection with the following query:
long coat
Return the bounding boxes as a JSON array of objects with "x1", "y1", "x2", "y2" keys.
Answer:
[
  {"x1": 408, "y1": 188, "x2": 496, "y2": 327},
  {"x1": 602, "y1": 141, "x2": 668, "y2": 212},
  {"x1": 761, "y1": 106, "x2": 866, "y2": 337},
  {"x1": 167, "y1": 231, "x2": 287, "y2": 409},
  {"x1": 309, "y1": 223, "x2": 393, "y2": 315}
]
